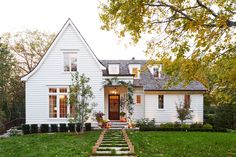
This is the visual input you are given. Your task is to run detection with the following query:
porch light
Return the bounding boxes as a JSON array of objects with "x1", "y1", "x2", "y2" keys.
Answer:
[{"x1": 54, "y1": 107, "x2": 57, "y2": 111}]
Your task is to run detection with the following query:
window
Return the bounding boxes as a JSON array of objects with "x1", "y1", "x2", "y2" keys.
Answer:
[
  {"x1": 108, "y1": 64, "x2": 119, "y2": 74},
  {"x1": 184, "y1": 95, "x2": 190, "y2": 108},
  {"x1": 153, "y1": 67, "x2": 159, "y2": 78},
  {"x1": 64, "y1": 53, "x2": 77, "y2": 72},
  {"x1": 132, "y1": 67, "x2": 139, "y2": 78},
  {"x1": 49, "y1": 87, "x2": 71, "y2": 118},
  {"x1": 136, "y1": 95, "x2": 141, "y2": 104},
  {"x1": 158, "y1": 95, "x2": 164, "y2": 109},
  {"x1": 49, "y1": 95, "x2": 57, "y2": 118}
]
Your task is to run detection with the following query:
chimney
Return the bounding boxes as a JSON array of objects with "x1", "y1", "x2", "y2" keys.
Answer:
[{"x1": 132, "y1": 57, "x2": 135, "y2": 60}]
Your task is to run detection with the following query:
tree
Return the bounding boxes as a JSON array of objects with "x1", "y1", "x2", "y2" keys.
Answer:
[
  {"x1": 69, "y1": 72, "x2": 96, "y2": 134},
  {"x1": 176, "y1": 102, "x2": 193, "y2": 124},
  {"x1": 0, "y1": 43, "x2": 24, "y2": 121},
  {"x1": 0, "y1": 30, "x2": 55, "y2": 74},
  {"x1": 99, "y1": 0, "x2": 236, "y2": 106},
  {"x1": 0, "y1": 109, "x2": 6, "y2": 133}
]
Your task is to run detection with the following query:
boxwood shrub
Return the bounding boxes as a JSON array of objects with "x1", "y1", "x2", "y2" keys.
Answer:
[
  {"x1": 59, "y1": 124, "x2": 68, "y2": 132},
  {"x1": 50, "y1": 124, "x2": 58, "y2": 132},
  {"x1": 40, "y1": 124, "x2": 49, "y2": 133},
  {"x1": 30, "y1": 124, "x2": 38, "y2": 133},
  {"x1": 85, "y1": 123, "x2": 91, "y2": 131},
  {"x1": 76, "y1": 123, "x2": 82, "y2": 132},
  {"x1": 68, "y1": 123, "x2": 75, "y2": 132},
  {"x1": 22, "y1": 124, "x2": 30, "y2": 134}
]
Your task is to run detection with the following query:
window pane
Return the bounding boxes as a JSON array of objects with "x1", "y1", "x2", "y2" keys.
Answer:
[
  {"x1": 136, "y1": 95, "x2": 141, "y2": 104},
  {"x1": 71, "y1": 56, "x2": 77, "y2": 71},
  {"x1": 132, "y1": 68, "x2": 138, "y2": 78},
  {"x1": 59, "y1": 88, "x2": 67, "y2": 93},
  {"x1": 49, "y1": 88, "x2": 57, "y2": 93},
  {"x1": 70, "y1": 104, "x2": 77, "y2": 118},
  {"x1": 49, "y1": 95, "x2": 57, "y2": 118},
  {"x1": 64, "y1": 53, "x2": 70, "y2": 71},
  {"x1": 60, "y1": 95, "x2": 67, "y2": 118},
  {"x1": 184, "y1": 95, "x2": 190, "y2": 108},
  {"x1": 158, "y1": 95, "x2": 164, "y2": 109},
  {"x1": 153, "y1": 68, "x2": 159, "y2": 77}
]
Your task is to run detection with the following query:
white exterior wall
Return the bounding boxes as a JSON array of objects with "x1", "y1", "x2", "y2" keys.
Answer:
[
  {"x1": 133, "y1": 88, "x2": 145, "y2": 120},
  {"x1": 144, "y1": 93, "x2": 203, "y2": 123},
  {"x1": 25, "y1": 24, "x2": 104, "y2": 124}
]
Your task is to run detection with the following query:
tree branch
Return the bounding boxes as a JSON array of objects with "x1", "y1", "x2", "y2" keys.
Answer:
[{"x1": 196, "y1": 0, "x2": 218, "y2": 17}]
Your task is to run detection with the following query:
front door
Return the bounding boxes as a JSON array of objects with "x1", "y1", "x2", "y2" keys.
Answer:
[{"x1": 108, "y1": 95, "x2": 120, "y2": 120}]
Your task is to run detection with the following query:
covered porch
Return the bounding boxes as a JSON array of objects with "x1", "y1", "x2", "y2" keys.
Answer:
[{"x1": 104, "y1": 86, "x2": 128, "y2": 121}]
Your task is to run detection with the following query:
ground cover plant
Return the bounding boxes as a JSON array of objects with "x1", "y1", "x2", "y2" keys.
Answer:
[
  {"x1": 0, "y1": 131, "x2": 100, "y2": 157},
  {"x1": 128, "y1": 131, "x2": 236, "y2": 157}
]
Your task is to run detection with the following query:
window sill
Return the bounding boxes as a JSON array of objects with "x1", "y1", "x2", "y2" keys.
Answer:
[
  {"x1": 62, "y1": 71, "x2": 77, "y2": 74},
  {"x1": 157, "y1": 109, "x2": 165, "y2": 111}
]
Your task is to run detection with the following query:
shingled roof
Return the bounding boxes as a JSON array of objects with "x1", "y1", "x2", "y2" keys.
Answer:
[{"x1": 100, "y1": 60, "x2": 207, "y2": 91}]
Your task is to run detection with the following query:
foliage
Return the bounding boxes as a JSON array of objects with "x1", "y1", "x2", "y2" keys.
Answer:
[
  {"x1": 176, "y1": 102, "x2": 193, "y2": 124},
  {"x1": 40, "y1": 124, "x2": 49, "y2": 133},
  {"x1": 181, "y1": 123, "x2": 190, "y2": 129},
  {"x1": 1, "y1": 30, "x2": 55, "y2": 74},
  {"x1": 22, "y1": 124, "x2": 30, "y2": 134},
  {"x1": 136, "y1": 118, "x2": 156, "y2": 129},
  {"x1": 68, "y1": 123, "x2": 75, "y2": 132},
  {"x1": 120, "y1": 111, "x2": 126, "y2": 117},
  {"x1": 85, "y1": 123, "x2": 92, "y2": 131},
  {"x1": 8, "y1": 127, "x2": 22, "y2": 136},
  {"x1": 69, "y1": 72, "x2": 96, "y2": 134},
  {"x1": 128, "y1": 131, "x2": 236, "y2": 157},
  {"x1": 59, "y1": 124, "x2": 68, "y2": 132},
  {"x1": 0, "y1": 132, "x2": 101, "y2": 156},
  {"x1": 95, "y1": 111, "x2": 105, "y2": 123},
  {"x1": 160, "y1": 123, "x2": 175, "y2": 128},
  {"x1": 190, "y1": 122, "x2": 203, "y2": 129},
  {"x1": 214, "y1": 104, "x2": 236, "y2": 129},
  {"x1": 203, "y1": 123, "x2": 213, "y2": 129},
  {"x1": 102, "y1": 77, "x2": 134, "y2": 119},
  {"x1": 30, "y1": 124, "x2": 38, "y2": 134},
  {"x1": 50, "y1": 124, "x2": 58, "y2": 132},
  {"x1": 99, "y1": 0, "x2": 236, "y2": 110},
  {"x1": 0, "y1": 110, "x2": 6, "y2": 133},
  {"x1": 0, "y1": 43, "x2": 25, "y2": 122}
]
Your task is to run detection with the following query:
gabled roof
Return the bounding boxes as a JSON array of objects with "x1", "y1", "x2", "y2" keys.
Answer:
[
  {"x1": 100, "y1": 60, "x2": 207, "y2": 91},
  {"x1": 21, "y1": 18, "x2": 106, "y2": 81}
]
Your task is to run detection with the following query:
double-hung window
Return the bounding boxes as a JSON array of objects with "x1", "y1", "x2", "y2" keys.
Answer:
[
  {"x1": 64, "y1": 52, "x2": 77, "y2": 72},
  {"x1": 158, "y1": 95, "x2": 164, "y2": 109}
]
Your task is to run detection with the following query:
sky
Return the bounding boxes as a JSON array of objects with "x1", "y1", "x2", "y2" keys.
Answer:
[{"x1": 0, "y1": 0, "x2": 147, "y2": 60}]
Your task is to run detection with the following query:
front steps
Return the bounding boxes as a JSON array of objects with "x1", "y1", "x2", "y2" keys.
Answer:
[
  {"x1": 91, "y1": 129, "x2": 136, "y2": 157},
  {"x1": 110, "y1": 121, "x2": 128, "y2": 129}
]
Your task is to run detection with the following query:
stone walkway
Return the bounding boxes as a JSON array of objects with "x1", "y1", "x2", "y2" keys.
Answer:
[{"x1": 90, "y1": 129, "x2": 136, "y2": 157}]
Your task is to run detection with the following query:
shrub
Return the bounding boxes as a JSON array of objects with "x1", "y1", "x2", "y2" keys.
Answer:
[
  {"x1": 203, "y1": 123, "x2": 213, "y2": 129},
  {"x1": 68, "y1": 123, "x2": 75, "y2": 132},
  {"x1": 59, "y1": 124, "x2": 68, "y2": 132},
  {"x1": 40, "y1": 124, "x2": 49, "y2": 133},
  {"x1": 85, "y1": 123, "x2": 91, "y2": 131},
  {"x1": 22, "y1": 124, "x2": 30, "y2": 134},
  {"x1": 76, "y1": 123, "x2": 81, "y2": 132},
  {"x1": 174, "y1": 122, "x2": 182, "y2": 128},
  {"x1": 30, "y1": 124, "x2": 38, "y2": 133},
  {"x1": 136, "y1": 118, "x2": 155, "y2": 128},
  {"x1": 181, "y1": 123, "x2": 190, "y2": 129},
  {"x1": 50, "y1": 124, "x2": 58, "y2": 132},
  {"x1": 190, "y1": 122, "x2": 203, "y2": 129},
  {"x1": 160, "y1": 123, "x2": 175, "y2": 128}
]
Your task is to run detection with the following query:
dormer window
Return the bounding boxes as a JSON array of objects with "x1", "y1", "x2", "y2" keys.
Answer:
[
  {"x1": 108, "y1": 64, "x2": 119, "y2": 74},
  {"x1": 64, "y1": 52, "x2": 77, "y2": 72},
  {"x1": 129, "y1": 64, "x2": 141, "y2": 79},
  {"x1": 153, "y1": 67, "x2": 159, "y2": 78}
]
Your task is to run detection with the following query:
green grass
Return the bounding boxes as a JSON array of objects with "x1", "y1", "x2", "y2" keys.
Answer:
[
  {"x1": 0, "y1": 131, "x2": 100, "y2": 157},
  {"x1": 128, "y1": 131, "x2": 236, "y2": 157}
]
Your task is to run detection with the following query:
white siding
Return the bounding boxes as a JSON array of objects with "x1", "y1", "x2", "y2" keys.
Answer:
[
  {"x1": 25, "y1": 24, "x2": 104, "y2": 124},
  {"x1": 144, "y1": 94, "x2": 203, "y2": 123},
  {"x1": 133, "y1": 88, "x2": 145, "y2": 120}
]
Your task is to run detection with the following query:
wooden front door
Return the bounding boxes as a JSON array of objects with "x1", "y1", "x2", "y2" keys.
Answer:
[{"x1": 108, "y1": 95, "x2": 120, "y2": 120}]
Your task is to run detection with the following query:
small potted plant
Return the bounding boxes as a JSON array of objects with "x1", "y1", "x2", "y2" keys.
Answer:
[
  {"x1": 120, "y1": 111, "x2": 126, "y2": 122},
  {"x1": 95, "y1": 111, "x2": 104, "y2": 127}
]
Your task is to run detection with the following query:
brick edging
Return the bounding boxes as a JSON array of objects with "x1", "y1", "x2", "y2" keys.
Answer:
[{"x1": 121, "y1": 129, "x2": 135, "y2": 154}]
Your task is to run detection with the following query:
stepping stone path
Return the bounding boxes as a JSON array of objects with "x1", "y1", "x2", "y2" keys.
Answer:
[{"x1": 91, "y1": 129, "x2": 136, "y2": 157}]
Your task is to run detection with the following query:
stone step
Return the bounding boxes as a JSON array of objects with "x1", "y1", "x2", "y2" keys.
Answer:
[
  {"x1": 98, "y1": 147, "x2": 129, "y2": 151},
  {"x1": 95, "y1": 151, "x2": 131, "y2": 155},
  {"x1": 91, "y1": 156, "x2": 136, "y2": 157}
]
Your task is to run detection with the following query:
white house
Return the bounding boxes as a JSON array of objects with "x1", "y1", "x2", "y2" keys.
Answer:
[{"x1": 21, "y1": 19, "x2": 206, "y2": 126}]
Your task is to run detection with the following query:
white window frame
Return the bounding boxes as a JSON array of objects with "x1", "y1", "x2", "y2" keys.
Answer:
[
  {"x1": 108, "y1": 64, "x2": 120, "y2": 74},
  {"x1": 129, "y1": 64, "x2": 141, "y2": 79},
  {"x1": 63, "y1": 52, "x2": 78, "y2": 72},
  {"x1": 157, "y1": 95, "x2": 164, "y2": 110},
  {"x1": 150, "y1": 65, "x2": 162, "y2": 78},
  {"x1": 48, "y1": 87, "x2": 70, "y2": 119}
]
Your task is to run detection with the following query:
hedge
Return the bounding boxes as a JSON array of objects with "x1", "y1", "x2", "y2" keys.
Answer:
[{"x1": 30, "y1": 124, "x2": 38, "y2": 133}]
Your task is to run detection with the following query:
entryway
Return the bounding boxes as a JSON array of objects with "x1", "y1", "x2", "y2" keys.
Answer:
[{"x1": 108, "y1": 95, "x2": 120, "y2": 120}]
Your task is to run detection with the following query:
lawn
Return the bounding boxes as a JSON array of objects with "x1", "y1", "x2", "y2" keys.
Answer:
[
  {"x1": 0, "y1": 131, "x2": 100, "y2": 157},
  {"x1": 128, "y1": 131, "x2": 236, "y2": 157}
]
